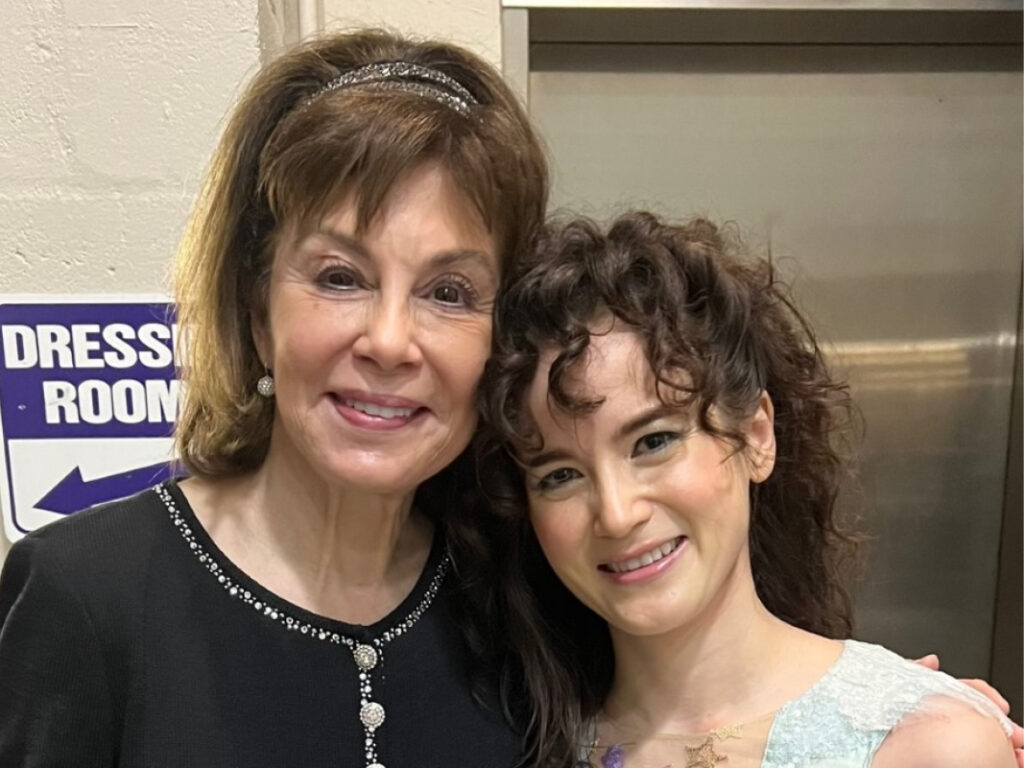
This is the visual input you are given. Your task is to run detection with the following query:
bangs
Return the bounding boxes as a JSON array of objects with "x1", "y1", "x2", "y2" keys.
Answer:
[
  {"x1": 509, "y1": 317, "x2": 707, "y2": 455},
  {"x1": 258, "y1": 89, "x2": 506, "y2": 246},
  {"x1": 484, "y1": 214, "x2": 768, "y2": 463}
]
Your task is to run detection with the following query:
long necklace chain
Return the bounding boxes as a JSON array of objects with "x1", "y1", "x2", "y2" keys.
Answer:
[{"x1": 157, "y1": 483, "x2": 449, "y2": 768}]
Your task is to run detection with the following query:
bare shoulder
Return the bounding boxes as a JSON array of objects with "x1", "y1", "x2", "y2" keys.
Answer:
[{"x1": 872, "y1": 695, "x2": 1016, "y2": 768}]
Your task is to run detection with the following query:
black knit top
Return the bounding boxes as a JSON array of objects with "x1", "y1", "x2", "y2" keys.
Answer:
[{"x1": 0, "y1": 482, "x2": 519, "y2": 768}]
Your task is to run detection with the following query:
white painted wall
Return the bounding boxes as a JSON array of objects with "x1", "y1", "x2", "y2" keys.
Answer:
[
  {"x1": 322, "y1": 0, "x2": 502, "y2": 68},
  {"x1": 0, "y1": 0, "x2": 263, "y2": 558}
]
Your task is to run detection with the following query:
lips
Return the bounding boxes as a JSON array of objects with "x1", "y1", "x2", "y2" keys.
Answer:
[
  {"x1": 341, "y1": 397, "x2": 415, "y2": 420},
  {"x1": 601, "y1": 536, "x2": 686, "y2": 574},
  {"x1": 330, "y1": 391, "x2": 428, "y2": 429}
]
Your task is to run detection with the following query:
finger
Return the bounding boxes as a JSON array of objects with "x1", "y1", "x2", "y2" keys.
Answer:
[
  {"x1": 960, "y1": 678, "x2": 1011, "y2": 713},
  {"x1": 1015, "y1": 748, "x2": 1023, "y2": 768},
  {"x1": 1012, "y1": 722, "x2": 1024, "y2": 749},
  {"x1": 914, "y1": 654, "x2": 940, "y2": 670}
]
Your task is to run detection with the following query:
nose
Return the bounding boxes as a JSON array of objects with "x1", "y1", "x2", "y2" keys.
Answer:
[
  {"x1": 592, "y1": 472, "x2": 652, "y2": 539},
  {"x1": 352, "y1": 294, "x2": 423, "y2": 371}
]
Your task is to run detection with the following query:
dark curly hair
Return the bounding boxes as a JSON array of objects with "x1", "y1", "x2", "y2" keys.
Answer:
[{"x1": 476, "y1": 211, "x2": 860, "y2": 767}]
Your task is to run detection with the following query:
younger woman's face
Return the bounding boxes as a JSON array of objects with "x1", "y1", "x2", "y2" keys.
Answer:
[{"x1": 522, "y1": 327, "x2": 775, "y2": 637}]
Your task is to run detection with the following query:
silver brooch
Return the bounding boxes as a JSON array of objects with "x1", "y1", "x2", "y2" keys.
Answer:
[
  {"x1": 353, "y1": 643, "x2": 379, "y2": 671},
  {"x1": 360, "y1": 701, "x2": 387, "y2": 730}
]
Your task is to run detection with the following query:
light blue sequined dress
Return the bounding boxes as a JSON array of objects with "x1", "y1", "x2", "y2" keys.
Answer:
[
  {"x1": 581, "y1": 639, "x2": 1012, "y2": 768},
  {"x1": 762, "y1": 639, "x2": 1012, "y2": 767}
]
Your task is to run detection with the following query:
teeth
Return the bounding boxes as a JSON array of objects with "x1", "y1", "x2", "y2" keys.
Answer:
[
  {"x1": 344, "y1": 398, "x2": 414, "y2": 419},
  {"x1": 607, "y1": 538, "x2": 682, "y2": 574}
]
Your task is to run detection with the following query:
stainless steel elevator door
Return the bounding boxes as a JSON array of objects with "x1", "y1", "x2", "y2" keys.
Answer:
[{"x1": 529, "y1": 42, "x2": 1022, "y2": 676}]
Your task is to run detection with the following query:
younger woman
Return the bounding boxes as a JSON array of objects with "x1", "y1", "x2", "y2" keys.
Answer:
[{"x1": 480, "y1": 212, "x2": 1015, "y2": 767}]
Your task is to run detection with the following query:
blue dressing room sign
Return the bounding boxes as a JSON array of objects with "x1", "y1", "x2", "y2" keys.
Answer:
[{"x1": 0, "y1": 297, "x2": 180, "y2": 541}]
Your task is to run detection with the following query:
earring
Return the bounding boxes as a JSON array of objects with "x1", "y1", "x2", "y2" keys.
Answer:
[{"x1": 256, "y1": 370, "x2": 275, "y2": 398}]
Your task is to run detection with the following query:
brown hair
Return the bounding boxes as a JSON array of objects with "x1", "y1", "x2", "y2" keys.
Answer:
[
  {"x1": 174, "y1": 28, "x2": 548, "y2": 475},
  {"x1": 477, "y1": 211, "x2": 859, "y2": 766}
]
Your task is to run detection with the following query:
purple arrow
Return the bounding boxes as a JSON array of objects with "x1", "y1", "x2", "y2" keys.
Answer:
[{"x1": 36, "y1": 463, "x2": 174, "y2": 515}]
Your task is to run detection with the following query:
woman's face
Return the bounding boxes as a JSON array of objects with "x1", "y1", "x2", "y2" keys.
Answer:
[
  {"x1": 256, "y1": 162, "x2": 499, "y2": 495},
  {"x1": 522, "y1": 327, "x2": 775, "y2": 637}
]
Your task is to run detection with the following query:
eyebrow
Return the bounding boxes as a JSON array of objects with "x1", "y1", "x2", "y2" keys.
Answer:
[
  {"x1": 522, "y1": 448, "x2": 575, "y2": 470},
  {"x1": 521, "y1": 404, "x2": 679, "y2": 469},
  {"x1": 312, "y1": 229, "x2": 370, "y2": 260},
  {"x1": 614, "y1": 404, "x2": 680, "y2": 442},
  {"x1": 312, "y1": 228, "x2": 497, "y2": 277}
]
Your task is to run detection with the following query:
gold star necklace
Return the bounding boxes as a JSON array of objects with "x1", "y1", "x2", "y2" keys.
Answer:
[{"x1": 590, "y1": 709, "x2": 778, "y2": 768}]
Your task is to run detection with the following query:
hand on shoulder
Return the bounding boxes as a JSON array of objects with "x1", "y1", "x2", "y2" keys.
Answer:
[{"x1": 873, "y1": 695, "x2": 1017, "y2": 768}]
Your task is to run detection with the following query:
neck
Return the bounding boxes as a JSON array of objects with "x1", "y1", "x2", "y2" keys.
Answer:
[
  {"x1": 184, "y1": 435, "x2": 434, "y2": 624},
  {"x1": 602, "y1": 555, "x2": 813, "y2": 736},
  {"x1": 257, "y1": 445, "x2": 428, "y2": 583}
]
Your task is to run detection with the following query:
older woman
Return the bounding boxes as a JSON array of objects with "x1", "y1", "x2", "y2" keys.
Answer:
[{"x1": 0, "y1": 30, "x2": 545, "y2": 768}]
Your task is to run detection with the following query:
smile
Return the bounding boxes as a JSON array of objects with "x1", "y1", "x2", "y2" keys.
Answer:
[
  {"x1": 342, "y1": 398, "x2": 415, "y2": 420},
  {"x1": 603, "y1": 536, "x2": 686, "y2": 574}
]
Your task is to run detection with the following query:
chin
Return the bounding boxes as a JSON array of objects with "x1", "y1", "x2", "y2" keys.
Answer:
[
  {"x1": 316, "y1": 455, "x2": 429, "y2": 496},
  {"x1": 607, "y1": 613, "x2": 690, "y2": 638},
  {"x1": 600, "y1": 597, "x2": 703, "y2": 638}
]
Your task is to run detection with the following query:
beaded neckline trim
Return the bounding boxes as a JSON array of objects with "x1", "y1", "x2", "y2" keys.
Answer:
[{"x1": 155, "y1": 482, "x2": 450, "y2": 768}]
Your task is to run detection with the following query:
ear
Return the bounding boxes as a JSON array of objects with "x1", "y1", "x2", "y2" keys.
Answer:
[
  {"x1": 251, "y1": 306, "x2": 271, "y2": 370},
  {"x1": 745, "y1": 391, "x2": 776, "y2": 484},
  {"x1": 250, "y1": 239, "x2": 282, "y2": 370}
]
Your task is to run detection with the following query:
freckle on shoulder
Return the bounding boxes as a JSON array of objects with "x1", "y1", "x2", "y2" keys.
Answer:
[{"x1": 871, "y1": 695, "x2": 1016, "y2": 768}]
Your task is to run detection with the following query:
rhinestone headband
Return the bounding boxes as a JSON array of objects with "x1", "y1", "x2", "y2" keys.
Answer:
[{"x1": 308, "y1": 61, "x2": 478, "y2": 117}]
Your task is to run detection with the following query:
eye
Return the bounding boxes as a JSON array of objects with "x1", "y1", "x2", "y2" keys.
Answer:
[
  {"x1": 535, "y1": 467, "x2": 582, "y2": 492},
  {"x1": 433, "y1": 285, "x2": 461, "y2": 304},
  {"x1": 428, "y1": 275, "x2": 477, "y2": 308},
  {"x1": 316, "y1": 266, "x2": 361, "y2": 291},
  {"x1": 632, "y1": 431, "x2": 679, "y2": 457}
]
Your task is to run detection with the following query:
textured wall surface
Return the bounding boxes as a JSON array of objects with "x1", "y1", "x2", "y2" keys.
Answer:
[
  {"x1": 0, "y1": 0, "x2": 262, "y2": 554},
  {"x1": 0, "y1": 0, "x2": 260, "y2": 296},
  {"x1": 322, "y1": 0, "x2": 501, "y2": 68}
]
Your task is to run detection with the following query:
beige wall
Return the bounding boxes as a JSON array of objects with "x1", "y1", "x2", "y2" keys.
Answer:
[
  {"x1": 0, "y1": 0, "x2": 263, "y2": 558},
  {"x1": 323, "y1": 0, "x2": 501, "y2": 68},
  {"x1": 1, "y1": 1, "x2": 261, "y2": 295}
]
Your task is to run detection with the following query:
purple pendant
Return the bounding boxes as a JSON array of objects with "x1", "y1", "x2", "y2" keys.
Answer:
[{"x1": 601, "y1": 744, "x2": 626, "y2": 768}]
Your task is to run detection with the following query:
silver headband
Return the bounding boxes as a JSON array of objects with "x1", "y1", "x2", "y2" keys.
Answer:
[{"x1": 308, "y1": 61, "x2": 478, "y2": 117}]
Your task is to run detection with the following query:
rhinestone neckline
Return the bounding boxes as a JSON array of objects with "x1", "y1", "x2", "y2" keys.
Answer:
[{"x1": 155, "y1": 482, "x2": 450, "y2": 768}]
